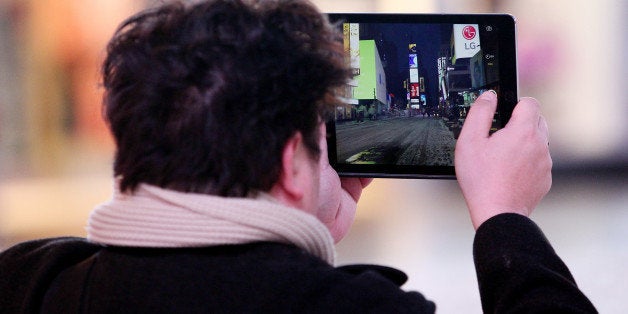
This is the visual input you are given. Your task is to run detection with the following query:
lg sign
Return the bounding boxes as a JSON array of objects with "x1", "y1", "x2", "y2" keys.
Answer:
[
  {"x1": 462, "y1": 25, "x2": 476, "y2": 40},
  {"x1": 453, "y1": 24, "x2": 481, "y2": 58}
]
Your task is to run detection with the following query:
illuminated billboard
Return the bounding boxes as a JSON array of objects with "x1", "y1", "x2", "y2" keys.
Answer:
[
  {"x1": 409, "y1": 68, "x2": 419, "y2": 83},
  {"x1": 453, "y1": 24, "x2": 481, "y2": 59},
  {"x1": 355, "y1": 40, "x2": 387, "y2": 104},
  {"x1": 410, "y1": 83, "x2": 420, "y2": 98},
  {"x1": 409, "y1": 54, "x2": 418, "y2": 68}
]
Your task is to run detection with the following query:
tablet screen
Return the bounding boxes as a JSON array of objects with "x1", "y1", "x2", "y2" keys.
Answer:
[{"x1": 326, "y1": 14, "x2": 518, "y2": 178}]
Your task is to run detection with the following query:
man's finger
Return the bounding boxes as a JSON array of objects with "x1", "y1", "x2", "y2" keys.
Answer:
[
  {"x1": 506, "y1": 97, "x2": 541, "y2": 129},
  {"x1": 339, "y1": 177, "x2": 372, "y2": 202},
  {"x1": 459, "y1": 90, "x2": 498, "y2": 140}
]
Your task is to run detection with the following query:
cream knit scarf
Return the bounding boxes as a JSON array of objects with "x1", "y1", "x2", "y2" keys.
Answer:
[{"x1": 87, "y1": 182, "x2": 336, "y2": 264}]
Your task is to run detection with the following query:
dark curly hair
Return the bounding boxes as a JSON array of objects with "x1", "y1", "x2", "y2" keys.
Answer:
[{"x1": 101, "y1": 0, "x2": 350, "y2": 197}]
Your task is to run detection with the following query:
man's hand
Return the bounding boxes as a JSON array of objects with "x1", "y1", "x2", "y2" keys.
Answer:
[
  {"x1": 317, "y1": 123, "x2": 372, "y2": 242},
  {"x1": 455, "y1": 91, "x2": 552, "y2": 230}
]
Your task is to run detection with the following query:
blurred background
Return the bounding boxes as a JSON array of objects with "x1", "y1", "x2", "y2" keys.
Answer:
[{"x1": 0, "y1": 0, "x2": 625, "y2": 313}]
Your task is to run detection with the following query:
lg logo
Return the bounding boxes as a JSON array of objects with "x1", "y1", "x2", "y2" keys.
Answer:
[{"x1": 462, "y1": 25, "x2": 476, "y2": 40}]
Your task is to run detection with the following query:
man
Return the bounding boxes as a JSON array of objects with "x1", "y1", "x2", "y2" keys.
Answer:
[{"x1": 0, "y1": 0, "x2": 596, "y2": 313}]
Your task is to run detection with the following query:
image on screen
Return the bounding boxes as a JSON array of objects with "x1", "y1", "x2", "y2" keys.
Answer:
[{"x1": 332, "y1": 21, "x2": 504, "y2": 168}]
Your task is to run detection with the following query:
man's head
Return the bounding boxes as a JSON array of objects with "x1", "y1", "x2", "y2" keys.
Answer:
[{"x1": 102, "y1": 0, "x2": 350, "y2": 198}]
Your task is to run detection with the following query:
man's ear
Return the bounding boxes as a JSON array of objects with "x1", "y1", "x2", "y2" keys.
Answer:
[{"x1": 269, "y1": 132, "x2": 309, "y2": 206}]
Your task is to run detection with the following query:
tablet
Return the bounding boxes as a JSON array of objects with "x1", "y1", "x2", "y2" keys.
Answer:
[{"x1": 326, "y1": 13, "x2": 518, "y2": 179}]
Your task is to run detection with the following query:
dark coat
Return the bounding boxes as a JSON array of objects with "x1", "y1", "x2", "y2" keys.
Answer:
[{"x1": 0, "y1": 214, "x2": 596, "y2": 313}]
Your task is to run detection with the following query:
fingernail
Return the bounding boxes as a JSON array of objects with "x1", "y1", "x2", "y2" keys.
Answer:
[{"x1": 480, "y1": 90, "x2": 497, "y2": 100}]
